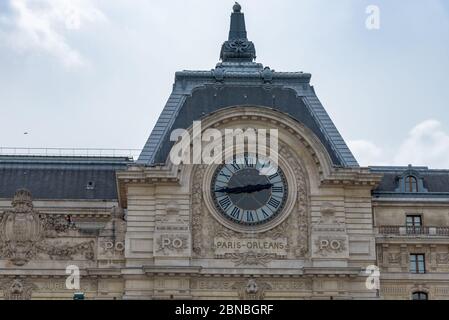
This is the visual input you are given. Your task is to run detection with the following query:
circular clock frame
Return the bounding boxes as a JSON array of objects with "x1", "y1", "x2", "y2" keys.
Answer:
[{"x1": 202, "y1": 153, "x2": 298, "y2": 234}]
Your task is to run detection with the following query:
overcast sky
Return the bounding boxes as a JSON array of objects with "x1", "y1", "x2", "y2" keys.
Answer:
[{"x1": 0, "y1": 0, "x2": 448, "y2": 168}]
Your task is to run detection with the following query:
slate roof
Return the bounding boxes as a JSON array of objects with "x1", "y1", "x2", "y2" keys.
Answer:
[
  {"x1": 0, "y1": 156, "x2": 132, "y2": 200},
  {"x1": 137, "y1": 5, "x2": 359, "y2": 167},
  {"x1": 371, "y1": 166, "x2": 449, "y2": 198}
]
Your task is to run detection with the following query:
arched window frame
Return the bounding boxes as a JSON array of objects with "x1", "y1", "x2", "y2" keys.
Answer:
[
  {"x1": 394, "y1": 167, "x2": 428, "y2": 193},
  {"x1": 405, "y1": 175, "x2": 418, "y2": 193}
]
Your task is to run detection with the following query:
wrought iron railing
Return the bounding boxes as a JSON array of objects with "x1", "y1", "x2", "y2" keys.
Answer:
[
  {"x1": 378, "y1": 226, "x2": 449, "y2": 236},
  {"x1": 0, "y1": 147, "x2": 141, "y2": 160}
]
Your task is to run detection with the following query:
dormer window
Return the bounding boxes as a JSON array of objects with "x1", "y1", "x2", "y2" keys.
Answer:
[
  {"x1": 405, "y1": 175, "x2": 418, "y2": 192},
  {"x1": 394, "y1": 166, "x2": 428, "y2": 193}
]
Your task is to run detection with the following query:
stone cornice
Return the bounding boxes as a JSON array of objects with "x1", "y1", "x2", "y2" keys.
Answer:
[
  {"x1": 321, "y1": 168, "x2": 383, "y2": 188},
  {"x1": 116, "y1": 165, "x2": 180, "y2": 207}
]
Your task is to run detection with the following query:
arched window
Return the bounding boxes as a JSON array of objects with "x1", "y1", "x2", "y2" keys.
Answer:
[
  {"x1": 405, "y1": 176, "x2": 418, "y2": 192},
  {"x1": 412, "y1": 291, "x2": 428, "y2": 300}
]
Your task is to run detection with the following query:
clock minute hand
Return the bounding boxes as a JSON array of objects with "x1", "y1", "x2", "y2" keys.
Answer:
[
  {"x1": 215, "y1": 183, "x2": 273, "y2": 194},
  {"x1": 243, "y1": 183, "x2": 273, "y2": 193}
]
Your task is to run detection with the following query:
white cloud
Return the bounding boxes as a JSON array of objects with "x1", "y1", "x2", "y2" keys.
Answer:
[
  {"x1": 349, "y1": 119, "x2": 449, "y2": 169},
  {"x1": 0, "y1": 0, "x2": 106, "y2": 68},
  {"x1": 348, "y1": 139, "x2": 387, "y2": 167},
  {"x1": 394, "y1": 119, "x2": 449, "y2": 169}
]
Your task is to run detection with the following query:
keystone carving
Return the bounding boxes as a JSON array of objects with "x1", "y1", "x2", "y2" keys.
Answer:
[{"x1": 232, "y1": 278, "x2": 272, "y2": 300}]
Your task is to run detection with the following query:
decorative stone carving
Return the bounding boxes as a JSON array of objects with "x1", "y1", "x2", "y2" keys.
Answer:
[
  {"x1": 0, "y1": 189, "x2": 44, "y2": 265},
  {"x1": 154, "y1": 201, "x2": 191, "y2": 258},
  {"x1": 313, "y1": 203, "x2": 345, "y2": 232},
  {"x1": 411, "y1": 283, "x2": 430, "y2": 296},
  {"x1": 388, "y1": 253, "x2": 401, "y2": 264},
  {"x1": 279, "y1": 146, "x2": 309, "y2": 258},
  {"x1": 1, "y1": 279, "x2": 36, "y2": 300},
  {"x1": 0, "y1": 189, "x2": 95, "y2": 265},
  {"x1": 311, "y1": 200, "x2": 348, "y2": 261},
  {"x1": 436, "y1": 253, "x2": 449, "y2": 265},
  {"x1": 156, "y1": 234, "x2": 189, "y2": 254},
  {"x1": 191, "y1": 144, "x2": 310, "y2": 264},
  {"x1": 191, "y1": 165, "x2": 207, "y2": 257},
  {"x1": 42, "y1": 215, "x2": 76, "y2": 237},
  {"x1": 232, "y1": 278, "x2": 271, "y2": 300},
  {"x1": 41, "y1": 240, "x2": 95, "y2": 260},
  {"x1": 97, "y1": 206, "x2": 127, "y2": 261},
  {"x1": 229, "y1": 252, "x2": 275, "y2": 266},
  {"x1": 313, "y1": 237, "x2": 347, "y2": 257}
]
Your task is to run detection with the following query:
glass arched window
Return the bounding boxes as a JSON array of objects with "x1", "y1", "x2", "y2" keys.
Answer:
[
  {"x1": 412, "y1": 292, "x2": 428, "y2": 300},
  {"x1": 405, "y1": 176, "x2": 418, "y2": 192}
]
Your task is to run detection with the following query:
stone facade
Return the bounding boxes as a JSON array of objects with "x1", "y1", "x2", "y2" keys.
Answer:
[{"x1": 1, "y1": 4, "x2": 448, "y2": 300}]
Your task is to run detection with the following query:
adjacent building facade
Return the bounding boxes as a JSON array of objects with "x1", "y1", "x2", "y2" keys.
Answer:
[{"x1": 1, "y1": 4, "x2": 448, "y2": 300}]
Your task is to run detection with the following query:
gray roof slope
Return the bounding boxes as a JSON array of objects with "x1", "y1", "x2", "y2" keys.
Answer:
[
  {"x1": 371, "y1": 166, "x2": 449, "y2": 197},
  {"x1": 138, "y1": 67, "x2": 358, "y2": 167},
  {"x1": 0, "y1": 156, "x2": 132, "y2": 200},
  {"x1": 138, "y1": 4, "x2": 358, "y2": 167}
]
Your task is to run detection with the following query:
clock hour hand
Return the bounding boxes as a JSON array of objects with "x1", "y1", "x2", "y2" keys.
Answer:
[{"x1": 215, "y1": 183, "x2": 273, "y2": 194}]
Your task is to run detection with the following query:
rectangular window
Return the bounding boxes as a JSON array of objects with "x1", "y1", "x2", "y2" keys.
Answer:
[
  {"x1": 406, "y1": 215, "x2": 422, "y2": 234},
  {"x1": 410, "y1": 254, "x2": 426, "y2": 274}
]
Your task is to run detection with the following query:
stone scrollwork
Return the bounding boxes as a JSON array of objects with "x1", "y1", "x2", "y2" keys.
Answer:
[
  {"x1": 228, "y1": 252, "x2": 275, "y2": 267},
  {"x1": 0, "y1": 189, "x2": 95, "y2": 266}
]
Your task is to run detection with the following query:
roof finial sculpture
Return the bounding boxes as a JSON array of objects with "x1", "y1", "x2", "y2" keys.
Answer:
[
  {"x1": 233, "y1": 2, "x2": 242, "y2": 13},
  {"x1": 220, "y1": 3, "x2": 256, "y2": 62}
]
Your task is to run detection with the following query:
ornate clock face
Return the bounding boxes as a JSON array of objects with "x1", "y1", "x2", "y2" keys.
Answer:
[{"x1": 211, "y1": 154, "x2": 288, "y2": 226}]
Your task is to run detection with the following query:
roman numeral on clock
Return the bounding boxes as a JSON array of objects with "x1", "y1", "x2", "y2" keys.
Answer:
[
  {"x1": 268, "y1": 172, "x2": 279, "y2": 180},
  {"x1": 267, "y1": 197, "x2": 280, "y2": 209},
  {"x1": 272, "y1": 186, "x2": 283, "y2": 193},
  {"x1": 245, "y1": 211, "x2": 255, "y2": 222},
  {"x1": 231, "y1": 163, "x2": 240, "y2": 171},
  {"x1": 219, "y1": 197, "x2": 232, "y2": 210},
  {"x1": 244, "y1": 156, "x2": 255, "y2": 167},
  {"x1": 229, "y1": 206, "x2": 241, "y2": 219},
  {"x1": 219, "y1": 172, "x2": 231, "y2": 179},
  {"x1": 261, "y1": 208, "x2": 271, "y2": 218}
]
